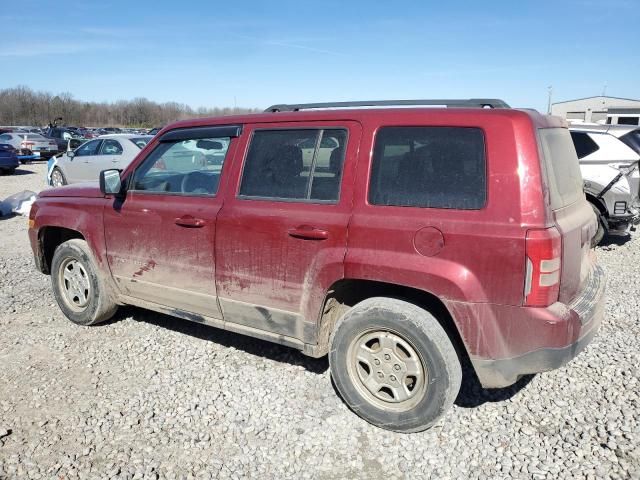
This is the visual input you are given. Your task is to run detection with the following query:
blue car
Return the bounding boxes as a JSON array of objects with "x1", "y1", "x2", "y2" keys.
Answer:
[{"x1": 0, "y1": 143, "x2": 19, "y2": 174}]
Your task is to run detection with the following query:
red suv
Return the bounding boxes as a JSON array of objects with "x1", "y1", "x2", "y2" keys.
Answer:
[{"x1": 28, "y1": 99, "x2": 606, "y2": 432}]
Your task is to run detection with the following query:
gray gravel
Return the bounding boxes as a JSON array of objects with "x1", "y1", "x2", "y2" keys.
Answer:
[{"x1": 1, "y1": 163, "x2": 639, "y2": 479}]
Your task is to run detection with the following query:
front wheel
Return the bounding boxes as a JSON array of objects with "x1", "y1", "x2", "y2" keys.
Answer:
[
  {"x1": 590, "y1": 203, "x2": 607, "y2": 247},
  {"x1": 329, "y1": 297, "x2": 462, "y2": 433},
  {"x1": 50, "y1": 167, "x2": 67, "y2": 187},
  {"x1": 51, "y1": 239, "x2": 118, "y2": 325}
]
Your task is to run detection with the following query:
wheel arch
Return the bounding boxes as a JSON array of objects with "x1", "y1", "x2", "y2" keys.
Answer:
[
  {"x1": 315, "y1": 279, "x2": 469, "y2": 365},
  {"x1": 585, "y1": 192, "x2": 607, "y2": 216},
  {"x1": 38, "y1": 226, "x2": 85, "y2": 274}
]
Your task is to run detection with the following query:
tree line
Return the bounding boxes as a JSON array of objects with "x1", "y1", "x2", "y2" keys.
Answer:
[{"x1": 0, "y1": 86, "x2": 260, "y2": 128}]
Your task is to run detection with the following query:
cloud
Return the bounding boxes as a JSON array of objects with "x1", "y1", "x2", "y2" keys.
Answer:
[
  {"x1": 0, "y1": 41, "x2": 115, "y2": 57},
  {"x1": 230, "y1": 33, "x2": 344, "y2": 57}
]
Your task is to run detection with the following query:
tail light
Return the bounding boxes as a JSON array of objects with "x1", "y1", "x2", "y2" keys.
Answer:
[{"x1": 524, "y1": 227, "x2": 561, "y2": 307}]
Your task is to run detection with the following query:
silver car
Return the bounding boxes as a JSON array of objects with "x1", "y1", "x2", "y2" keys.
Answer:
[
  {"x1": 0, "y1": 132, "x2": 58, "y2": 160},
  {"x1": 48, "y1": 134, "x2": 152, "y2": 186}
]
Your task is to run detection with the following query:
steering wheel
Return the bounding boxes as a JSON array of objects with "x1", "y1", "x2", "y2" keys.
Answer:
[{"x1": 180, "y1": 171, "x2": 212, "y2": 194}]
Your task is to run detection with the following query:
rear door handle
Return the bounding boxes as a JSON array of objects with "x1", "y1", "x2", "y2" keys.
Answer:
[
  {"x1": 175, "y1": 216, "x2": 206, "y2": 228},
  {"x1": 288, "y1": 225, "x2": 329, "y2": 240}
]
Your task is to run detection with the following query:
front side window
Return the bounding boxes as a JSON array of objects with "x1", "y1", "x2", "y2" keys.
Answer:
[
  {"x1": 369, "y1": 126, "x2": 486, "y2": 209},
  {"x1": 239, "y1": 128, "x2": 347, "y2": 202},
  {"x1": 75, "y1": 139, "x2": 102, "y2": 157},
  {"x1": 101, "y1": 139, "x2": 123, "y2": 155},
  {"x1": 131, "y1": 137, "x2": 230, "y2": 196}
]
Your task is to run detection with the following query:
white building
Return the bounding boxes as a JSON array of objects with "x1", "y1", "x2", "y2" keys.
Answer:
[{"x1": 551, "y1": 96, "x2": 640, "y2": 125}]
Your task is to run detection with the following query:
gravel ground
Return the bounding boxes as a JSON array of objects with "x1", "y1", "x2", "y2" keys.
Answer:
[{"x1": 0, "y1": 163, "x2": 638, "y2": 479}]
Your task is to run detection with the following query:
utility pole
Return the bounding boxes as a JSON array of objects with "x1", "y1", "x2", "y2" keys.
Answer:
[{"x1": 547, "y1": 86, "x2": 553, "y2": 114}]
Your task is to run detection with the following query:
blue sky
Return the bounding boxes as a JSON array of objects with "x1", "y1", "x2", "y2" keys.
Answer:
[{"x1": 1, "y1": 0, "x2": 638, "y2": 111}]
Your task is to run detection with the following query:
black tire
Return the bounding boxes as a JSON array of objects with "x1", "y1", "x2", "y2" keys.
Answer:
[
  {"x1": 50, "y1": 167, "x2": 67, "y2": 187},
  {"x1": 51, "y1": 239, "x2": 118, "y2": 326},
  {"x1": 329, "y1": 297, "x2": 462, "y2": 433},
  {"x1": 1, "y1": 168, "x2": 16, "y2": 175},
  {"x1": 590, "y1": 203, "x2": 606, "y2": 247}
]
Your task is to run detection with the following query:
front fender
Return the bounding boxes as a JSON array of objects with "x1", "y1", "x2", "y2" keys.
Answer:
[{"x1": 31, "y1": 197, "x2": 108, "y2": 272}]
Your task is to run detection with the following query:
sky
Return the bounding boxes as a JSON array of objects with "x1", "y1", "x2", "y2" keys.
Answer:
[{"x1": 1, "y1": 0, "x2": 639, "y2": 112}]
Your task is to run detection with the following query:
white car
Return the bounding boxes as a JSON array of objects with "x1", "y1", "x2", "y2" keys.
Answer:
[
  {"x1": 48, "y1": 134, "x2": 152, "y2": 186},
  {"x1": 0, "y1": 132, "x2": 58, "y2": 160},
  {"x1": 569, "y1": 126, "x2": 640, "y2": 244}
]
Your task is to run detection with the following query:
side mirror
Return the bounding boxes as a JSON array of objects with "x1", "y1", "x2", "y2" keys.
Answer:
[
  {"x1": 66, "y1": 150, "x2": 75, "y2": 159},
  {"x1": 100, "y1": 169, "x2": 123, "y2": 196}
]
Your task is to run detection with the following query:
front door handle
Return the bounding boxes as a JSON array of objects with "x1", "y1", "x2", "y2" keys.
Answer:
[
  {"x1": 288, "y1": 225, "x2": 329, "y2": 240},
  {"x1": 175, "y1": 216, "x2": 206, "y2": 228}
]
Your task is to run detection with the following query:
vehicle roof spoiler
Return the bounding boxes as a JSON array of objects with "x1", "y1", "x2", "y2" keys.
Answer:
[{"x1": 264, "y1": 99, "x2": 510, "y2": 112}]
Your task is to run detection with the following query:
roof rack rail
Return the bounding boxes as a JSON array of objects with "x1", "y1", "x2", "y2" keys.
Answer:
[{"x1": 264, "y1": 98, "x2": 510, "y2": 112}]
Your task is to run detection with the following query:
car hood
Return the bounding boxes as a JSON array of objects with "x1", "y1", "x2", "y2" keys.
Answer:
[{"x1": 39, "y1": 182, "x2": 102, "y2": 198}]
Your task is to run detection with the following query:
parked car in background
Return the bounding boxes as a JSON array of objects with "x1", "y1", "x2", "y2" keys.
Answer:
[
  {"x1": 0, "y1": 143, "x2": 19, "y2": 174},
  {"x1": 48, "y1": 134, "x2": 152, "y2": 186},
  {"x1": 29, "y1": 99, "x2": 605, "y2": 433},
  {"x1": 42, "y1": 127, "x2": 86, "y2": 153},
  {"x1": 569, "y1": 126, "x2": 640, "y2": 244},
  {"x1": 0, "y1": 132, "x2": 58, "y2": 160}
]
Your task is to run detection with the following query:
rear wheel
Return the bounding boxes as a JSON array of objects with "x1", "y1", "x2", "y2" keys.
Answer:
[
  {"x1": 329, "y1": 297, "x2": 461, "y2": 433},
  {"x1": 50, "y1": 167, "x2": 67, "y2": 187}
]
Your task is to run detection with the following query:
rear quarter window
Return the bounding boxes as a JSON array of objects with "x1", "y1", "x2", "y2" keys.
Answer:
[
  {"x1": 539, "y1": 128, "x2": 584, "y2": 210},
  {"x1": 369, "y1": 126, "x2": 486, "y2": 209}
]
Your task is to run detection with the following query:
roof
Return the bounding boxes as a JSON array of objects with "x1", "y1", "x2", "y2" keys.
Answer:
[
  {"x1": 552, "y1": 95, "x2": 640, "y2": 105},
  {"x1": 160, "y1": 107, "x2": 559, "y2": 136},
  {"x1": 569, "y1": 123, "x2": 640, "y2": 137},
  {"x1": 97, "y1": 134, "x2": 153, "y2": 139}
]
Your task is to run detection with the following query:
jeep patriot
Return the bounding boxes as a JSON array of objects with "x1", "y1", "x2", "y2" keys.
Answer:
[{"x1": 28, "y1": 99, "x2": 606, "y2": 432}]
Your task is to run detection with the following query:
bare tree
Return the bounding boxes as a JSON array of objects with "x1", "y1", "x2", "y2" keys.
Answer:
[{"x1": 0, "y1": 85, "x2": 259, "y2": 127}]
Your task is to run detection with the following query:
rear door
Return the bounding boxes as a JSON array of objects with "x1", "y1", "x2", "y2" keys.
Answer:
[
  {"x1": 539, "y1": 128, "x2": 595, "y2": 302},
  {"x1": 96, "y1": 138, "x2": 125, "y2": 174},
  {"x1": 215, "y1": 122, "x2": 360, "y2": 343}
]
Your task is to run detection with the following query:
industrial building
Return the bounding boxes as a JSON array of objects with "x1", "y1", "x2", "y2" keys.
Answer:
[{"x1": 551, "y1": 96, "x2": 640, "y2": 125}]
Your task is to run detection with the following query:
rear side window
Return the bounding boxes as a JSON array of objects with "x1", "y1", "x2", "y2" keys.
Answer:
[
  {"x1": 239, "y1": 129, "x2": 347, "y2": 202},
  {"x1": 539, "y1": 128, "x2": 584, "y2": 209},
  {"x1": 369, "y1": 126, "x2": 486, "y2": 209},
  {"x1": 570, "y1": 132, "x2": 599, "y2": 159}
]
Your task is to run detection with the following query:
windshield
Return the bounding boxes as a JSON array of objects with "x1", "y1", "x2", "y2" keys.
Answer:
[{"x1": 24, "y1": 134, "x2": 46, "y2": 140}]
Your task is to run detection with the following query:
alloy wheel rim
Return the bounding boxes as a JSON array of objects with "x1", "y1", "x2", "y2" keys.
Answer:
[
  {"x1": 347, "y1": 329, "x2": 428, "y2": 412},
  {"x1": 51, "y1": 170, "x2": 63, "y2": 187},
  {"x1": 59, "y1": 258, "x2": 91, "y2": 311}
]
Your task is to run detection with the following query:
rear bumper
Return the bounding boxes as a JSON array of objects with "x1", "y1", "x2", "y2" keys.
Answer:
[
  {"x1": 448, "y1": 263, "x2": 606, "y2": 388},
  {"x1": 0, "y1": 156, "x2": 19, "y2": 169}
]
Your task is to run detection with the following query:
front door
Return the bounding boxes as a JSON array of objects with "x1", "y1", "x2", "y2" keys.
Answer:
[
  {"x1": 103, "y1": 129, "x2": 237, "y2": 319},
  {"x1": 68, "y1": 139, "x2": 102, "y2": 182},
  {"x1": 215, "y1": 122, "x2": 360, "y2": 343}
]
